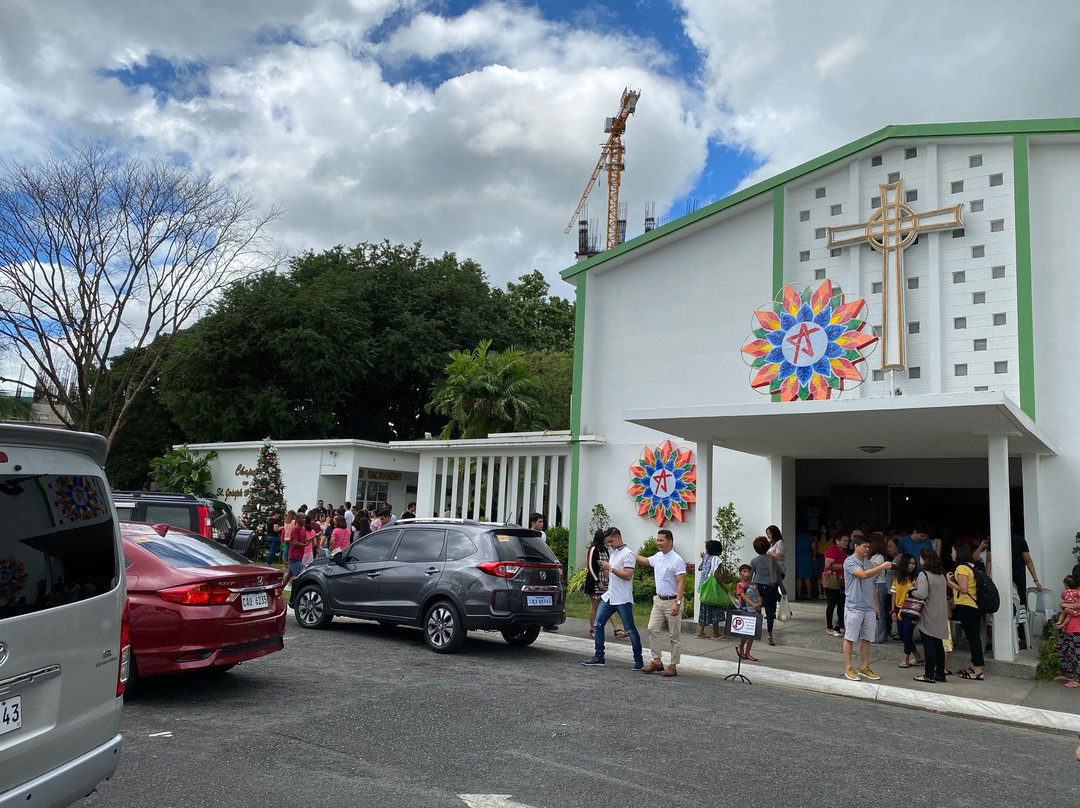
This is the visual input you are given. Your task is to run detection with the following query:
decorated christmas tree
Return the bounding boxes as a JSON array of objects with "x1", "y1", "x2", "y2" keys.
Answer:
[{"x1": 241, "y1": 440, "x2": 286, "y2": 560}]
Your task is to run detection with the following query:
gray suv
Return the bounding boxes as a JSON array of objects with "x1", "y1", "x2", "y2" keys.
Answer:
[{"x1": 290, "y1": 519, "x2": 565, "y2": 653}]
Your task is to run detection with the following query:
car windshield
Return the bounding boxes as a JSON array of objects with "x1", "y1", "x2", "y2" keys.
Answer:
[
  {"x1": 490, "y1": 530, "x2": 559, "y2": 563},
  {"x1": 124, "y1": 523, "x2": 251, "y2": 568}
]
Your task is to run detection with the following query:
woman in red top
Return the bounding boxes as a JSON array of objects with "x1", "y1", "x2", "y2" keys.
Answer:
[
  {"x1": 823, "y1": 534, "x2": 850, "y2": 637},
  {"x1": 282, "y1": 514, "x2": 314, "y2": 590}
]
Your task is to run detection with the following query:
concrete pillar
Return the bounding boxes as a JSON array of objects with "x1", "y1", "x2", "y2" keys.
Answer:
[
  {"x1": 770, "y1": 454, "x2": 796, "y2": 565},
  {"x1": 988, "y1": 433, "x2": 1015, "y2": 662},
  {"x1": 693, "y1": 442, "x2": 714, "y2": 624},
  {"x1": 415, "y1": 452, "x2": 436, "y2": 522}
]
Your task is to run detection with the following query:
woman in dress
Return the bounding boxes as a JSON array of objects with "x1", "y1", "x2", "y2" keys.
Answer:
[
  {"x1": 911, "y1": 548, "x2": 949, "y2": 683},
  {"x1": 766, "y1": 525, "x2": 785, "y2": 588},
  {"x1": 585, "y1": 529, "x2": 623, "y2": 638},
  {"x1": 750, "y1": 535, "x2": 781, "y2": 646},
  {"x1": 812, "y1": 524, "x2": 830, "y2": 599},
  {"x1": 946, "y1": 541, "x2": 985, "y2": 681},
  {"x1": 695, "y1": 539, "x2": 726, "y2": 640}
]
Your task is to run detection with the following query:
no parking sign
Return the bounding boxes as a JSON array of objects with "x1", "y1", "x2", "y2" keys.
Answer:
[{"x1": 725, "y1": 610, "x2": 762, "y2": 640}]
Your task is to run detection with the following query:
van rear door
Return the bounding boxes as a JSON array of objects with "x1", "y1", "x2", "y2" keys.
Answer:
[{"x1": 0, "y1": 426, "x2": 125, "y2": 805}]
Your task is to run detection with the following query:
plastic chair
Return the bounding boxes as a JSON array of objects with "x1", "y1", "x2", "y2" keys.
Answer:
[
  {"x1": 1026, "y1": 586, "x2": 1056, "y2": 638},
  {"x1": 985, "y1": 587, "x2": 1030, "y2": 655}
]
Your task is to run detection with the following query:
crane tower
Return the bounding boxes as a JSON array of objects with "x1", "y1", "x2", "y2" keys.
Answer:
[{"x1": 565, "y1": 88, "x2": 641, "y2": 253}]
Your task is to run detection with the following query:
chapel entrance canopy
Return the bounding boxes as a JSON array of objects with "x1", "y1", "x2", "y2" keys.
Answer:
[{"x1": 622, "y1": 391, "x2": 1054, "y2": 460}]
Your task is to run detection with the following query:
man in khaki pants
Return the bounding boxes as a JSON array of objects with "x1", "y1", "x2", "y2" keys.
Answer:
[{"x1": 636, "y1": 529, "x2": 688, "y2": 677}]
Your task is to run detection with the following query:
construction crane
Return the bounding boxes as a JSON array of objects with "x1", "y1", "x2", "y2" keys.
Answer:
[{"x1": 565, "y1": 87, "x2": 641, "y2": 252}]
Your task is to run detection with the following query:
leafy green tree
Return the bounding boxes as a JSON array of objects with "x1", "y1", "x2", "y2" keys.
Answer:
[
  {"x1": 159, "y1": 241, "x2": 510, "y2": 442},
  {"x1": 497, "y1": 270, "x2": 575, "y2": 353},
  {"x1": 524, "y1": 348, "x2": 572, "y2": 430},
  {"x1": 426, "y1": 340, "x2": 542, "y2": 438},
  {"x1": 149, "y1": 446, "x2": 217, "y2": 496},
  {"x1": 0, "y1": 394, "x2": 31, "y2": 421}
]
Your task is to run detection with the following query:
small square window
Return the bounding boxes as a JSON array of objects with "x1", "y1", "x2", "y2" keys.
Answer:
[
  {"x1": 830, "y1": 247, "x2": 842, "y2": 257},
  {"x1": 815, "y1": 227, "x2": 826, "y2": 239},
  {"x1": 955, "y1": 364, "x2": 968, "y2": 377},
  {"x1": 907, "y1": 322, "x2": 920, "y2": 334},
  {"x1": 974, "y1": 385, "x2": 989, "y2": 392},
  {"x1": 907, "y1": 277, "x2": 920, "y2": 290},
  {"x1": 799, "y1": 209, "x2": 811, "y2": 222},
  {"x1": 888, "y1": 171, "x2": 900, "y2": 183},
  {"x1": 951, "y1": 180, "x2": 964, "y2": 194},
  {"x1": 973, "y1": 291, "x2": 986, "y2": 304},
  {"x1": 990, "y1": 219, "x2": 1004, "y2": 232},
  {"x1": 989, "y1": 173, "x2": 1004, "y2": 187},
  {"x1": 970, "y1": 199, "x2": 984, "y2": 213},
  {"x1": 871, "y1": 281, "x2": 883, "y2": 294},
  {"x1": 991, "y1": 265, "x2": 1006, "y2": 279},
  {"x1": 815, "y1": 186, "x2": 827, "y2": 199},
  {"x1": 870, "y1": 195, "x2": 881, "y2": 208},
  {"x1": 952, "y1": 271, "x2": 966, "y2": 284},
  {"x1": 994, "y1": 361, "x2": 1008, "y2": 374},
  {"x1": 905, "y1": 189, "x2": 919, "y2": 203},
  {"x1": 952, "y1": 228, "x2": 965, "y2": 238},
  {"x1": 969, "y1": 154, "x2": 983, "y2": 168},
  {"x1": 905, "y1": 147, "x2": 918, "y2": 159},
  {"x1": 814, "y1": 268, "x2": 826, "y2": 280},
  {"x1": 993, "y1": 312, "x2": 1007, "y2": 326},
  {"x1": 908, "y1": 367, "x2": 922, "y2": 379},
  {"x1": 830, "y1": 204, "x2": 842, "y2": 216},
  {"x1": 972, "y1": 245, "x2": 985, "y2": 258},
  {"x1": 954, "y1": 317, "x2": 967, "y2": 329},
  {"x1": 973, "y1": 338, "x2": 987, "y2": 351},
  {"x1": 872, "y1": 155, "x2": 883, "y2": 167},
  {"x1": 872, "y1": 370, "x2": 885, "y2": 382},
  {"x1": 799, "y1": 250, "x2": 810, "y2": 262}
]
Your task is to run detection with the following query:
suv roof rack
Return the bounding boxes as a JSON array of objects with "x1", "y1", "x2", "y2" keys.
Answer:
[
  {"x1": 111, "y1": 491, "x2": 202, "y2": 502},
  {"x1": 401, "y1": 517, "x2": 520, "y2": 528}
]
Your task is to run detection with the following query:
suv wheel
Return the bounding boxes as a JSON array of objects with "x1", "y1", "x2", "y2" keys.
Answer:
[
  {"x1": 423, "y1": 601, "x2": 466, "y2": 653},
  {"x1": 295, "y1": 586, "x2": 333, "y2": 629},
  {"x1": 501, "y1": 626, "x2": 541, "y2": 647}
]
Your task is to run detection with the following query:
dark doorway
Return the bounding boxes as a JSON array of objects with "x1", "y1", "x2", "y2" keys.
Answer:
[{"x1": 831, "y1": 485, "x2": 889, "y2": 535}]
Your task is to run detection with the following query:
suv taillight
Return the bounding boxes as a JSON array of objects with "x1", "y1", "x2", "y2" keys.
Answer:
[
  {"x1": 197, "y1": 504, "x2": 212, "y2": 538},
  {"x1": 117, "y1": 599, "x2": 130, "y2": 697},
  {"x1": 477, "y1": 561, "x2": 522, "y2": 578},
  {"x1": 158, "y1": 583, "x2": 235, "y2": 605}
]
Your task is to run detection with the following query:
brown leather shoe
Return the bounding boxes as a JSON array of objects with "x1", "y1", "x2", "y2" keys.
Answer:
[
  {"x1": 662, "y1": 664, "x2": 678, "y2": 677},
  {"x1": 641, "y1": 658, "x2": 664, "y2": 674}
]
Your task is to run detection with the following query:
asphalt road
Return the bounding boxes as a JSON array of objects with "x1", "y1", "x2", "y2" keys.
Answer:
[{"x1": 82, "y1": 616, "x2": 1080, "y2": 808}]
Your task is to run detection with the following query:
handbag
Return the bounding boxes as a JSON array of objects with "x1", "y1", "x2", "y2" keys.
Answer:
[
  {"x1": 700, "y1": 572, "x2": 734, "y2": 608},
  {"x1": 899, "y1": 597, "x2": 924, "y2": 620},
  {"x1": 822, "y1": 570, "x2": 841, "y2": 590}
]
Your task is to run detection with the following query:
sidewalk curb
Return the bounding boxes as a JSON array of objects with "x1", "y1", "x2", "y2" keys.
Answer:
[{"x1": 537, "y1": 633, "x2": 1080, "y2": 735}]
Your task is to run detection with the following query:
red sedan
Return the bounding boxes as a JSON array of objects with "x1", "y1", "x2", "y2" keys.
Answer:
[{"x1": 121, "y1": 521, "x2": 286, "y2": 684}]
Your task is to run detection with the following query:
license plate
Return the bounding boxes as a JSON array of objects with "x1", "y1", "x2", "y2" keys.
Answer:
[
  {"x1": 526, "y1": 595, "x2": 553, "y2": 607},
  {"x1": 241, "y1": 592, "x2": 269, "y2": 611},
  {"x1": 0, "y1": 696, "x2": 21, "y2": 736}
]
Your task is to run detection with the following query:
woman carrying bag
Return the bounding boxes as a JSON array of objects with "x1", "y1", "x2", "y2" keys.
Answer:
[
  {"x1": 696, "y1": 540, "x2": 729, "y2": 639},
  {"x1": 910, "y1": 548, "x2": 949, "y2": 684}
]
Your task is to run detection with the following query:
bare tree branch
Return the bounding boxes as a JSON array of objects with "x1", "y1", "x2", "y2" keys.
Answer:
[{"x1": 0, "y1": 141, "x2": 281, "y2": 444}]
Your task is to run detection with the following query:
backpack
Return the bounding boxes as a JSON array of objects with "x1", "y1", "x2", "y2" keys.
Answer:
[{"x1": 971, "y1": 565, "x2": 1000, "y2": 614}]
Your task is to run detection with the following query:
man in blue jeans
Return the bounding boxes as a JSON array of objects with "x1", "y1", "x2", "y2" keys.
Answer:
[{"x1": 582, "y1": 527, "x2": 644, "y2": 669}]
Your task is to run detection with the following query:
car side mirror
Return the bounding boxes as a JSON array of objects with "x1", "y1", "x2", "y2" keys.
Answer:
[{"x1": 332, "y1": 551, "x2": 344, "y2": 565}]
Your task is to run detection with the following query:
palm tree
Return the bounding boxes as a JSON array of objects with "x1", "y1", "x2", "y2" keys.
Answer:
[{"x1": 426, "y1": 340, "x2": 542, "y2": 439}]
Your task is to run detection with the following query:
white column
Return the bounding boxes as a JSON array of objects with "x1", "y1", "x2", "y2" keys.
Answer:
[
  {"x1": 693, "y1": 442, "x2": 714, "y2": 624},
  {"x1": 522, "y1": 456, "x2": 534, "y2": 522},
  {"x1": 988, "y1": 434, "x2": 1015, "y2": 662},
  {"x1": 415, "y1": 452, "x2": 436, "y2": 522},
  {"x1": 547, "y1": 454, "x2": 559, "y2": 529},
  {"x1": 450, "y1": 457, "x2": 461, "y2": 518},
  {"x1": 1021, "y1": 453, "x2": 1043, "y2": 590},
  {"x1": 770, "y1": 454, "x2": 796, "y2": 551},
  {"x1": 484, "y1": 456, "x2": 496, "y2": 522},
  {"x1": 473, "y1": 455, "x2": 483, "y2": 518},
  {"x1": 508, "y1": 456, "x2": 521, "y2": 524},
  {"x1": 497, "y1": 457, "x2": 509, "y2": 523}
]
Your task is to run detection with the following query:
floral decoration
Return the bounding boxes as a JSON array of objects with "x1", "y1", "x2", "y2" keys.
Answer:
[
  {"x1": 740, "y1": 279, "x2": 878, "y2": 400},
  {"x1": 52, "y1": 475, "x2": 103, "y2": 522},
  {"x1": 0, "y1": 556, "x2": 27, "y2": 599},
  {"x1": 627, "y1": 440, "x2": 696, "y2": 526}
]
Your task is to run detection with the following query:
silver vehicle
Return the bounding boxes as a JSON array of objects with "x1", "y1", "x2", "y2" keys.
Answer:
[{"x1": 0, "y1": 425, "x2": 127, "y2": 807}]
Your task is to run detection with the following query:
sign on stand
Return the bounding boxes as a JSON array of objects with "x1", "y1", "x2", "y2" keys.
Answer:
[{"x1": 725, "y1": 610, "x2": 762, "y2": 640}]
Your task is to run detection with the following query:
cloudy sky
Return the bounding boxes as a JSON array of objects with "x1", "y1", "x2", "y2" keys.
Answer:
[{"x1": 2, "y1": 0, "x2": 1079, "y2": 293}]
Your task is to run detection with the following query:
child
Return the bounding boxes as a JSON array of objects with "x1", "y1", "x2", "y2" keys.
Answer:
[
  {"x1": 736, "y1": 564, "x2": 762, "y2": 662},
  {"x1": 892, "y1": 553, "x2": 924, "y2": 668},
  {"x1": 1055, "y1": 575, "x2": 1080, "y2": 688}
]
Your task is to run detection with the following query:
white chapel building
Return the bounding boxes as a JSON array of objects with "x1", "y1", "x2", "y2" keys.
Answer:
[{"x1": 561, "y1": 118, "x2": 1080, "y2": 649}]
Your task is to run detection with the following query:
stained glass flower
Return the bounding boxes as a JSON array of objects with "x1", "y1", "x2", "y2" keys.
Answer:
[
  {"x1": 627, "y1": 440, "x2": 696, "y2": 526},
  {"x1": 740, "y1": 280, "x2": 878, "y2": 401},
  {"x1": 52, "y1": 475, "x2": 103, "y2": 522}
]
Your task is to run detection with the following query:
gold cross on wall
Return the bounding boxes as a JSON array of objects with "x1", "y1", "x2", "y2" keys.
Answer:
[{"x1": 827, "y1": 180, "x2": 963, "y2": 370}]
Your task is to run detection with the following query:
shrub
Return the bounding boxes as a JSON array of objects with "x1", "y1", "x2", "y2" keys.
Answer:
[
  {"x1": 567, "y1": 567, "x2": 588, "y2": 594},
  {"x1": 546, "y1": 525, "x2": 569, "y2": 570},
  {"x1": 713, "y1": 502, "x2": 745, "y2": 586},
  {"x1": 1035, "y1": 620, "x2": 1062, "y2": 680},
  {"x1": 588, "y1": 503, "x2": 611, "y2": 536}
]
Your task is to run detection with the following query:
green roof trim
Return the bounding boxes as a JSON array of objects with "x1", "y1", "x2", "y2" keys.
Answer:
[
  {"x1": 560, "y1": 117, "x2": 1080, "y2": 281},
  {"x1": 1013, "y1": 134, "x2": 1036, "y2": 419},
  {"x1": 567, "y1": 272, "x2": 587, "y2": 567}
]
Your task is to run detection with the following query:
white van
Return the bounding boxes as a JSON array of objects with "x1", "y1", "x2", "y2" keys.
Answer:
[{"x1": 0, "y1": 425, "x2": 127, "y2": 806}]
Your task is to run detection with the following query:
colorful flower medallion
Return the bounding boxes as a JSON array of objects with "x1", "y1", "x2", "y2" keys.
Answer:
[
  {"x1": 52, "y1": 475, "x2": 103, "y2": 522},
  {"x1": 627, "y1": 440, "x2": 696, "y2": 526},
  {"x1": 740, "y1": 280, "x2": 878, "y2": 400}
]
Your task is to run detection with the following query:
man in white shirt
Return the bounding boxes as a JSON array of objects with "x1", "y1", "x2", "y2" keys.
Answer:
[
  {"x1": 636, "y1": 529, "x2": 687, "y2": 677},
  {"x1": 343, "y1": 502, "x2": 354, "y2": 533},
  {"x1": 581, "y1": 527, "x2": 644, "y2": 669}
]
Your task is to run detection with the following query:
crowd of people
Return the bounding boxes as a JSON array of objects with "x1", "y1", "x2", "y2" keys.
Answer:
[{"x1": 266, "y1": 499, "x2": 417, "y2": 589}]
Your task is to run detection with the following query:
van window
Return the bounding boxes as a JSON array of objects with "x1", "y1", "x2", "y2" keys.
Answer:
[
  {"x1": 0, "y1": 474, "x2": 119, "y2": 620},
  {"x1": 143, "y1": 504, "x2": 195, "y2": 532},
  {"x1": 128, "y1": 528, "x2": 250, "y2": 568}
]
